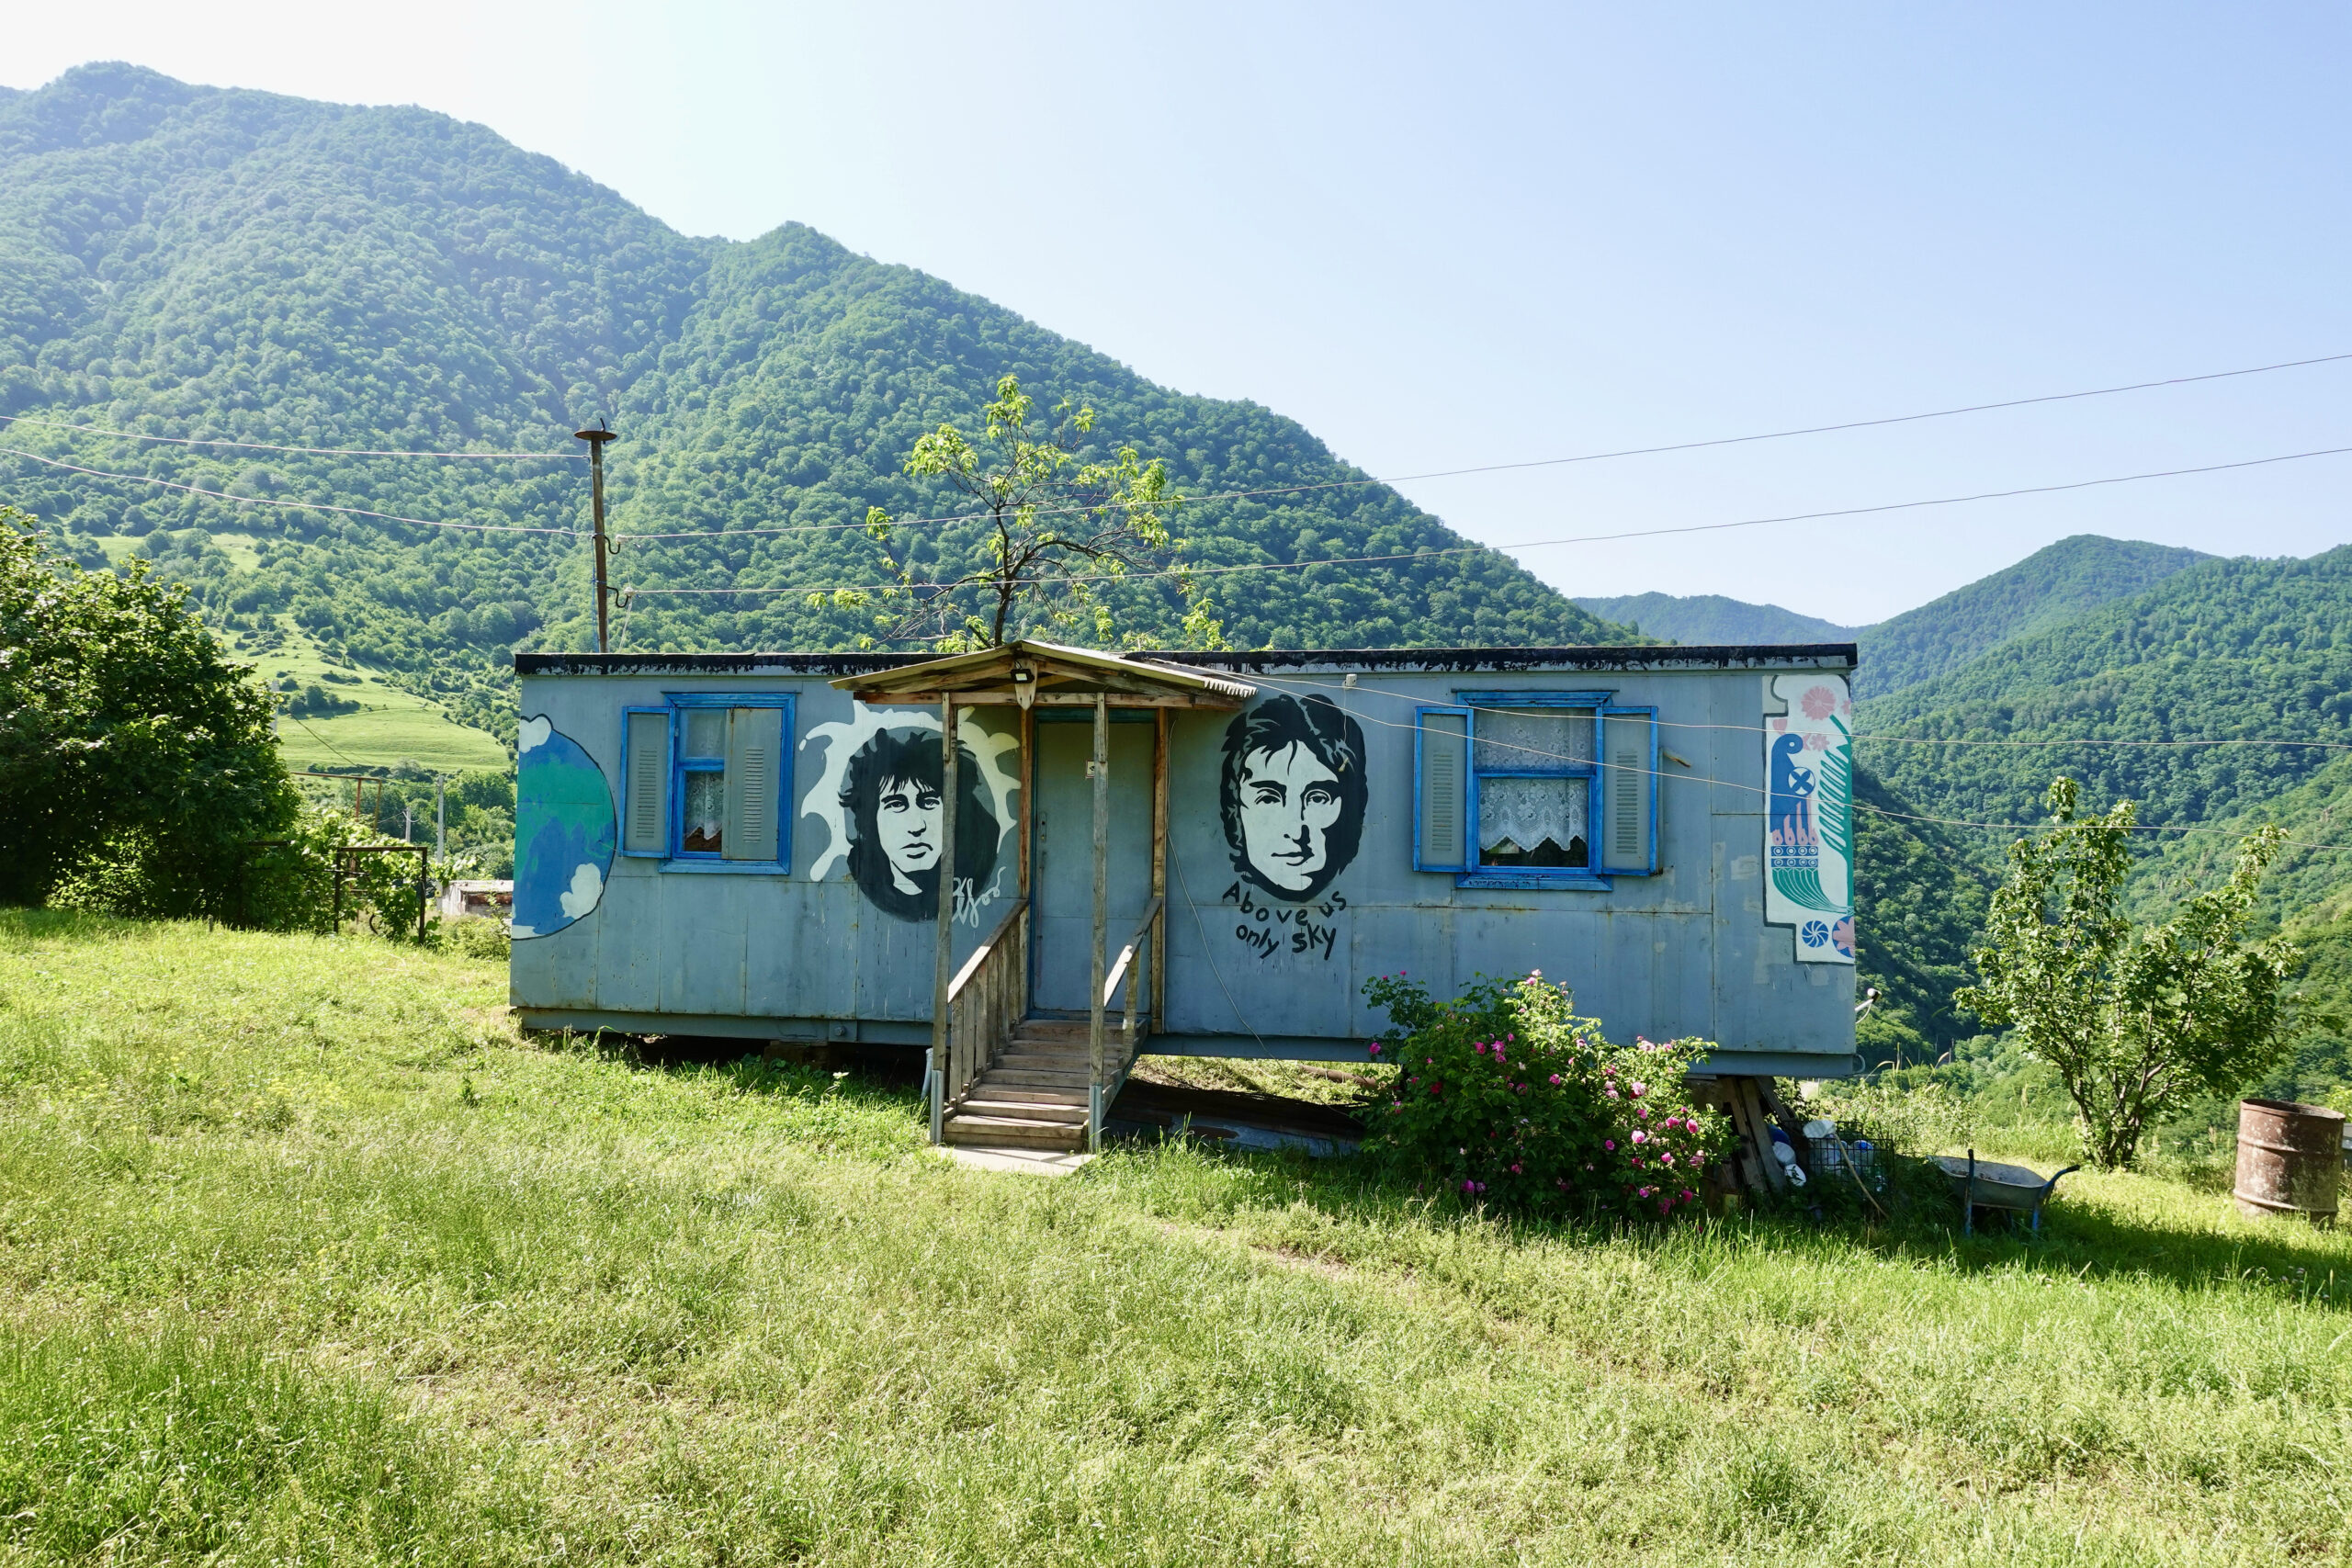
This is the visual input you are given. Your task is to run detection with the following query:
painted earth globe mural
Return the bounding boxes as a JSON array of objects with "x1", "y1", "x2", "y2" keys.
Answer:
[{"x1": 513, "y1": 715, "x2": 616, "y2": 939}]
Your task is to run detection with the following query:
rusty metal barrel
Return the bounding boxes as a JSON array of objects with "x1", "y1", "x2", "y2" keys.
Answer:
[{"x1": 2233, "y1": 1099, "x2": 2346, "y2": 1224}]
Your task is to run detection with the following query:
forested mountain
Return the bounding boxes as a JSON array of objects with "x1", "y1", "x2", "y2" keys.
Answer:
[
  {"x1": 0, "y1": 63, "x2": 1632, "y2": 750},
  {"x1": 1857, "y1": 547, "x2": 2352, "y2": 840},
  {"x1": 1569, "y1": 592, "x2": 1860, "y2": 646},
  {"x1": 1853, "y1": 535, "x2": 2207, "y2": 699}
]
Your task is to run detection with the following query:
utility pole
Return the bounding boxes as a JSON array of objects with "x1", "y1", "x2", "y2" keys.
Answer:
[{"x1": 573, "y1": 421, "x2": 618, "y2": 652}]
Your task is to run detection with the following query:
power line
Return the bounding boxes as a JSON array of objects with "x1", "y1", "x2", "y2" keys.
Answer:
[
  {"x1": 283, "y1": 711, "x2": 364, "y2": 770},
  {"x1": 1242, "y1": 670, "x2": 2352, "y2": 852},
  {"x1": 0, "y1": 448, "x2": 581, "y2": 536},
  {"x1": 614, "y1": 439, "x2": 2352, "y2": 595},
  {"x1": 606, "y1": 345, "x2": 2352, "y2": 540},
  {"x1": 0, "y1": 412, "x2": 581, "y2": 460},
  {"x1": 1243, "y1": 671, "x2": 2352, "y2": 757},
  {"x1": 1848, "y1": 798, "x2": 2350, "y2": 851}
]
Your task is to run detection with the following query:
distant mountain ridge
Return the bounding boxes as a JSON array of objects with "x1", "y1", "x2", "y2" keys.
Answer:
[
  {"x1": 1569, "y1": 592, "x2": 1861, "y2": 647},
  {"x1": 1852, "y1": 535, "x2": 2208, "y2": 699}
]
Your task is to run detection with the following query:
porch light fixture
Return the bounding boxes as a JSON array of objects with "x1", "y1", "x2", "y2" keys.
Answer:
[{"x1": 1012, "y1": 664, "x2": 1035, "y2": 709}]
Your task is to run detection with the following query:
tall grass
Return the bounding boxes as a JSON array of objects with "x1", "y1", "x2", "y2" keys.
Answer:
[{"x1": 1, "y1": 908, "x2": 2347, "y2": 1564}]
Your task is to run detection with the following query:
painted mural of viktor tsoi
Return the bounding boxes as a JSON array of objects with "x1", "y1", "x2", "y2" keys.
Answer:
[
  {"x1": 839, "y1": 728, "x2": 1001, "y2": 922},
  {"x1": 1219, "y1": 694, "x2": 1367, "y2": 901}
]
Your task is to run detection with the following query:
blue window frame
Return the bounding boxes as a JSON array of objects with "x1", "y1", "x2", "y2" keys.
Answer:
[
  {"x1": 619, "y1": 694, "x2": 795, "y2": 873},
  {"x1": 1414, "y1": 692, "x2": 1657, "y2": 889}
]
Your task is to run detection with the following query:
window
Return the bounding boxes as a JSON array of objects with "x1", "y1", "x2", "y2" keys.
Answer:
[
  {"x1": 1415, "y1": 693, "x2": 1656, "y2": 886},
  {"x1": 620, "y1": 695, "x2": 794, "y2": 870},
  {"x1": 1473, "y1": 705, "x2": 1595, "y2": 868}
]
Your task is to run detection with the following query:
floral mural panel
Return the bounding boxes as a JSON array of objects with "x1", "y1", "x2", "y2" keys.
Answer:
[{"x1": 1763, "y1": 674, "x2": 1854, "y2": 964}]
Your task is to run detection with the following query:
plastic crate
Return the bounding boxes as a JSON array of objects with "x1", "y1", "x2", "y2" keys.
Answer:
[{"x1": 1809, "y1": 1134, "x2": 1884, "y2": 1191}]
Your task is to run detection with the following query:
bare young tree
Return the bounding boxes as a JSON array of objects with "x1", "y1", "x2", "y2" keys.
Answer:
[{"x1": 822, "y1": 376, "x2": 1223, "y2": 651}]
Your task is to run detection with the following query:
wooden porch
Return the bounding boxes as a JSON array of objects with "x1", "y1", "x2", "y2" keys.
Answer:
[{"x1": 834, "y1": 640, "x2": 1254, "y2": 1152}]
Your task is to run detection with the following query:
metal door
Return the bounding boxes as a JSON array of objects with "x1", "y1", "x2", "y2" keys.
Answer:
[{"x1": 1032, "y1": 719, "x2": 1155, "y2": 1013}]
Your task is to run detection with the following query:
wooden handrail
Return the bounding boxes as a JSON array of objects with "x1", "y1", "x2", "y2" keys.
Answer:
[
  {"x1": 1100, "y1": 896, "x2": 1164, "y2": 1009},
  {"x1": 947, "y1": 896, "x2": 1028, "y2": 1001}
]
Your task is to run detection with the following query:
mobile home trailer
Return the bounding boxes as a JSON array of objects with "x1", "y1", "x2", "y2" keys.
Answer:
[{"x1": 512, "y1": 640, "x2": 1860, "y2": 1151}]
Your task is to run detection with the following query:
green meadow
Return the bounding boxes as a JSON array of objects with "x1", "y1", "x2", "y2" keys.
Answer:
[
  {"x1": 2, "y1": 910, "x2": 2346, "y2": 1565},
  {"x1": 207, "y1": 615, "x2": 511, "y2": 773}
]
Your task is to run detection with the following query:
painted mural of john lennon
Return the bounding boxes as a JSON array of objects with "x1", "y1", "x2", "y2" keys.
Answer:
[
  {"x1": 1219, "y1": 694, "x2": 1367, "y2": 900},
  {"x1": 840, "y1": 728, "x2": 1001, "y2": 922}
]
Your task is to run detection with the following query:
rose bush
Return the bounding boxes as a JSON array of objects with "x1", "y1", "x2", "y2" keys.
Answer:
[{"x1": 1361, "y1": 970, "x2": 1729, "y2": 1222}]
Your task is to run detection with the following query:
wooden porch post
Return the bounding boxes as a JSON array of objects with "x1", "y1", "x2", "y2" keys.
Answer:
[
  {"x1": 1151, "y1": 707, "x2": 1169, "y2": 1034},
  {"x1": 1017, "y1": 703, "x2": 1035, "y2": 899},
  {"x1": 1087, "y1": 693, "x2": 1109, "y2": 1152},
  {"x1": 931, "y1": 694, "x2": 959, "y2": 1144}
]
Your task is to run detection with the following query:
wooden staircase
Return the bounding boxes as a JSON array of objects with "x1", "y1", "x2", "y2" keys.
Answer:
[{"x1": 941, "y1": 1019, "x2": 1097, "y2": 1151}]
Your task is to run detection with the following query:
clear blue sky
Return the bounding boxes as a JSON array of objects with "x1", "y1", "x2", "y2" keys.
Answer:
[{"x1": 10, "y1": 3, "x2": 2351, "y2": 626}]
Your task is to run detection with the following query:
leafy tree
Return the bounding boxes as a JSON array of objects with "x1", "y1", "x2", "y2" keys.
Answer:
[
  {"x1": 0, "y1": 507, "x2": 298, "y2": 913},
  {"x1": 848, "y1": 375, "x2": 1220, "y2": 650},
  {"x1": 1955, "y1": 777, "x2": 2298, "y2": 1168}
]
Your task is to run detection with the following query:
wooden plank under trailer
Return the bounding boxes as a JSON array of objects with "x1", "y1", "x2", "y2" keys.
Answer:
[{"x1": 1689, "y1": 1075, "x2": 1821, "y2": 1203}]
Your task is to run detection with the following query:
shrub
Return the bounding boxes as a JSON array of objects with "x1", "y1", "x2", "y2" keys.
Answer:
[
  {"x1": 436, "y1": 916, "x2": 511, "y2": 962},
  {"x1": 1361, "y1": 970, "x2": 1730, "y2": 1221},
  {"x1": 52, "y1": 802, "x2": 428, "y2": 941}
]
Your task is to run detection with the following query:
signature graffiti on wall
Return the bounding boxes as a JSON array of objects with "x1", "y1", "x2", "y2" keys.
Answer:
[
  {"x1": 1223, "y1": 882, "x2": 1349, "y2": 963},
  {"x1": 798, "y1": 706, "x2": 1021, "y2": 925},
  {"x1": 1763, "y1": 673, "x2": 1855, "y2": 964}
]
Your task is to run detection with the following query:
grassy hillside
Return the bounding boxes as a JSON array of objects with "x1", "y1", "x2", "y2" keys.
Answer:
[
  {"x1": 1571, "y1": 591, "x2": 1860, "y2": 646},
  {"x1": 0, "y1": 62, "x2": 1631, "y2": 773},
  {"x1": 1853, "y1": 535, "x2": 2208, "y2": 699},
  {"x1": 3, "y1": 909, "x2": 2347, "y2": 1563}
]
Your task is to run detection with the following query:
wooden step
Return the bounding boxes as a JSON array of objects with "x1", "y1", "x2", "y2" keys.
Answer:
[
  {"x1": 942, "y1": 1113, "x2": 1086, "y2": 1150},
  {"x1": 956, "y1": 1096, "x2": 1086, "y2": 1123},
  {"x1": 995, "y1": 1047, "x2": 1093, "y2": 1068},
  {"x1": 965, "y1": 1083, "x2": 1088, "y2": 1106},
  {"x1": 983, "y1": 1068, "x2": 1094, "y2": 1089},
  {"x1": 1011, "y1": 1019, "x2": 1091, "y2": 1041}
]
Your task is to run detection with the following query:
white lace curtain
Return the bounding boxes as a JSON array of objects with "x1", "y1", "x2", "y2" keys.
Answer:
[{"x1": 1478, "y1": 776, "x2": 1588, "y2": 856}]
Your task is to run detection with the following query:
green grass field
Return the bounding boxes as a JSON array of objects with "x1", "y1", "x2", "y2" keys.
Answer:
[
  {"x1": 211, "y1": 617, "x2": 510, "y2": 773},
  {"x1": 3, "y1": 911, "x2": 2347, "y2": 1565}
]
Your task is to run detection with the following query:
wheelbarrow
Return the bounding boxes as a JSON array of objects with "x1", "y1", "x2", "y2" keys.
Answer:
[{"x1": 1934, "y1": 1149, "x2": 2081, "y2": 1235}]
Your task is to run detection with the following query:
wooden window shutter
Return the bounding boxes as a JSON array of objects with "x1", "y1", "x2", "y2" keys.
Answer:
[
  {"x1": 624, "y1": 709, "x2": 668, "y2": 854},
  {"x1": 1416, "y1": 706, "x2": 1472, "y2": 873},
  {"x1": 723, "y1": 705, "x2": 783, "y2": 862},
  {"x1": 1598, "y1": 707, "x2": 1657, "y2": 875}
]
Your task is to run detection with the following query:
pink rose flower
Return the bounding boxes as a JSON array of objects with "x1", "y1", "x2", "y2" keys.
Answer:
[
  {"x1": 1603, "y1": 1140, "x2": 1615, "y2": 1151},
  {"x1": 1631, "y1": 1130, "x2": 1647, "y2": 1145}
]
